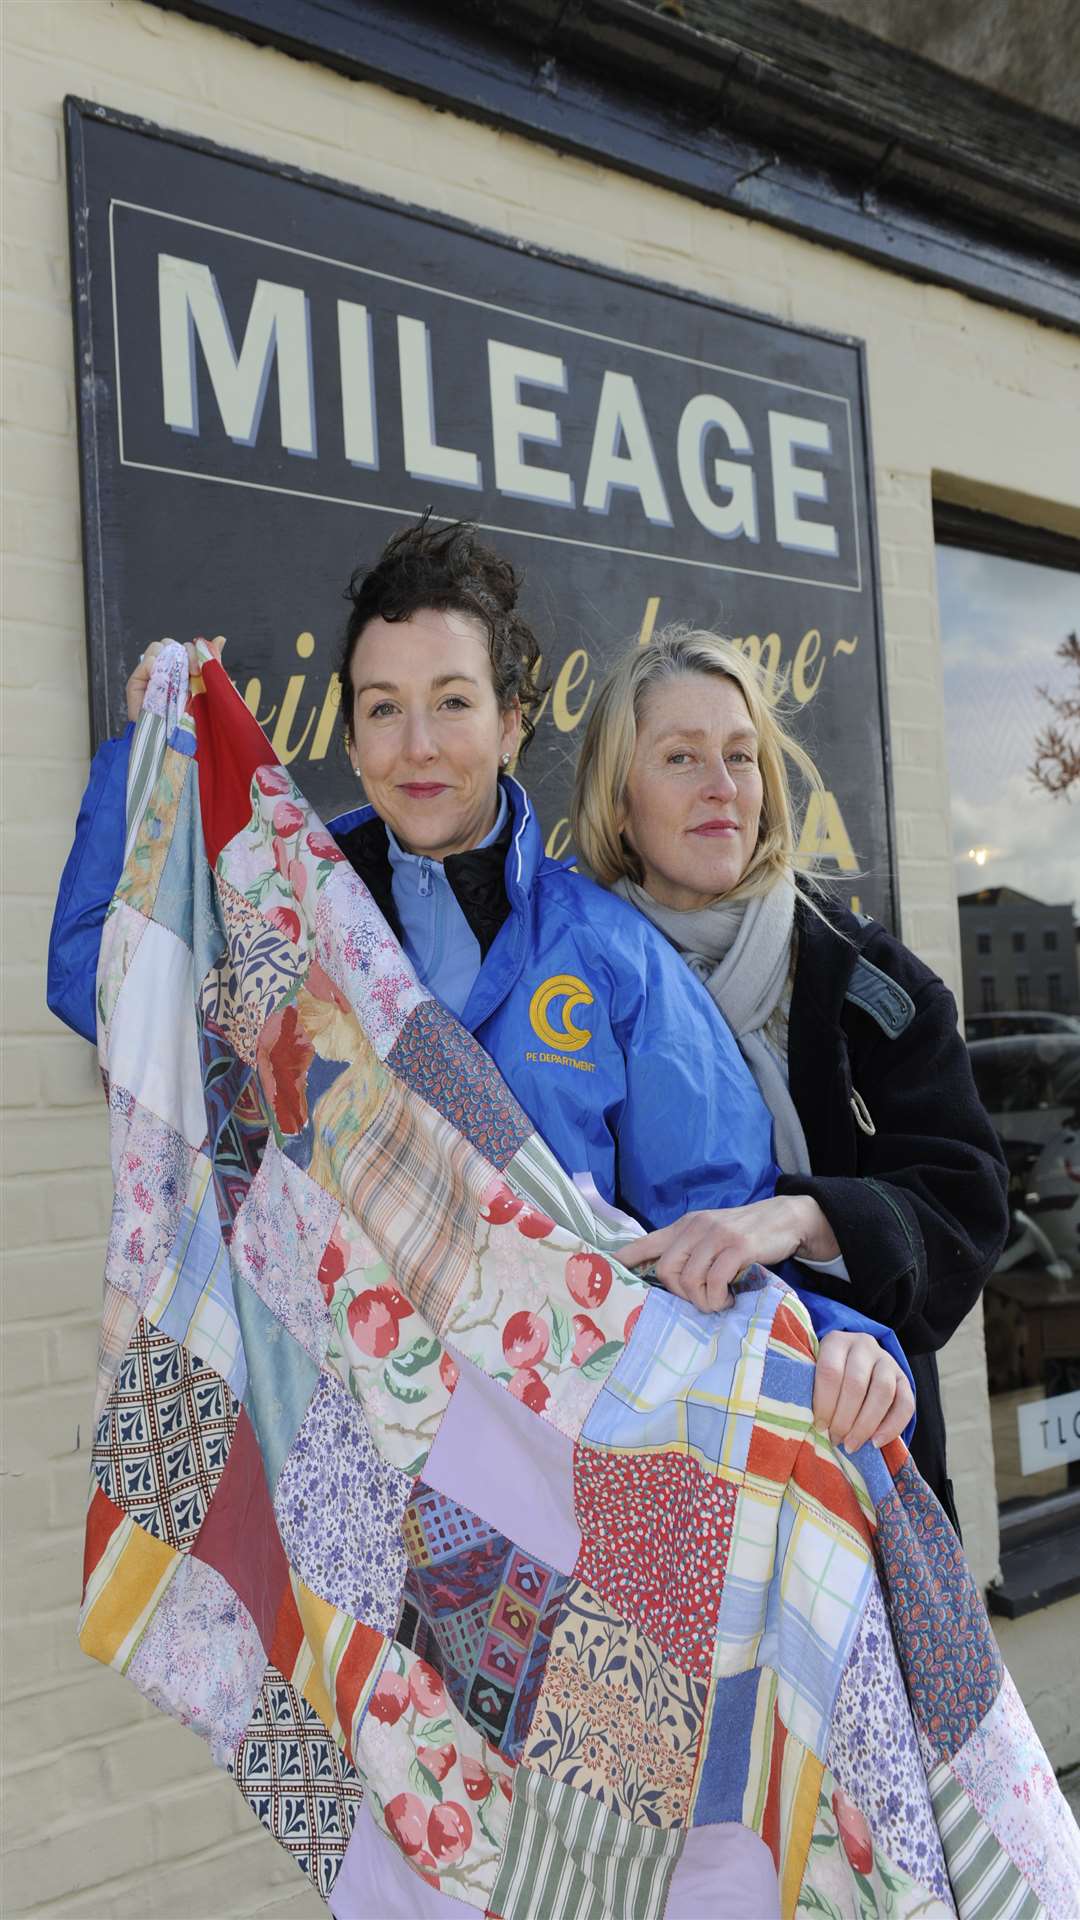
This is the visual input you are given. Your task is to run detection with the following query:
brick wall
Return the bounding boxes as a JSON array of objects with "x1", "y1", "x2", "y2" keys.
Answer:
[{"x1": 3, "y1": 1, "x2": 1079, "y2": 1910}]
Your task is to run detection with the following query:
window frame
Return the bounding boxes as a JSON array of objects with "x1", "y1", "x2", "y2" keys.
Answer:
[{"x1": 935, "y1": 499, "x2": 1080, "y2": 1616}]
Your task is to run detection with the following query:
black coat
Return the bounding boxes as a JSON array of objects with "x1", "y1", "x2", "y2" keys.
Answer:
[{"x1": 775, "y1": 892, "x2": 1010, "y2": 1523}]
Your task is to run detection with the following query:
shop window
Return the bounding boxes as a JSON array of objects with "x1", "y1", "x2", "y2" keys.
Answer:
[
  {"x1": 978, "y1": 931, "x2": 992, "y2": 955},
  {"x1": 937, "y1": 505, "x2": 1080, "y2": 1613}
]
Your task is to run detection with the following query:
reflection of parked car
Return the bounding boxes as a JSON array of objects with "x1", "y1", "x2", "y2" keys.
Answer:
[
  {"x1": 968, "y1": 1034, "x2": 1080, "y2": 1160},
  {"x1": 965, "y1": 1009, "x2": 1080, "y2": 1042},
  {"x1": 968, "y1": 1035, "x2": 1080, "y2": 1395}
]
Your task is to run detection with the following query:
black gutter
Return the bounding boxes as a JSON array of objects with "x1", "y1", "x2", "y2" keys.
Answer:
[{"x1": 934, "y1": 503, "x2": 1080, "y2": 570}]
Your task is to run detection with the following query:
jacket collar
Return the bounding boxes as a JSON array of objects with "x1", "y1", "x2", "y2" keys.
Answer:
[
  {"x1": 327, "y1": 775, "x2": 543, "y2": 959},
  {"x1": 499, "y1": 775, "x2": 546, "y2": 908},
  {"x1": 793, "y1": 886, "x2": 865, "y2": 1014},
  {"x1": 787, "y1": 892, "x2": 866, "y2": 1132},
  {"x1": 791, "y1": 885, "x2": 914, "y2": 1047}
]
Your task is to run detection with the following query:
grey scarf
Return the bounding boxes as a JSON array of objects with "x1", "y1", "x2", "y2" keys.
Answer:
[{"x1": 614, "y1": 874, "x2": 812, "y2": 1175}]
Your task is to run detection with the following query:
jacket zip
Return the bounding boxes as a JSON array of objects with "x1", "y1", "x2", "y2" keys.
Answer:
[
  {"x1": 864, "y1": 1174, "x2": 921, "y2": 1276},
  {"x1": 414, "y1": 857, "x2": 447, "y2": 988}
]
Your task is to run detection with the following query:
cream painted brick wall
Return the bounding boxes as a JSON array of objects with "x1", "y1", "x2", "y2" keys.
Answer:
[{"x1": 3, "y1": 1, "x2": 1078, "y2": 1911}]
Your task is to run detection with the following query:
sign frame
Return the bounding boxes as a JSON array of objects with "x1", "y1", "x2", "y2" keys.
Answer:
[{"x1": 65, "y1": 94, "x2": 898, "y2": 926}]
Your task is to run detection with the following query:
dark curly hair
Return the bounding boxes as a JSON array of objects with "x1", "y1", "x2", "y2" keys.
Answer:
[{"x1": 338, "y1": 513, "x2": 546, "y2": 755}]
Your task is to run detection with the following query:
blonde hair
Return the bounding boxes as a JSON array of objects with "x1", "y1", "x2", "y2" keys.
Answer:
[{"x1": 571, "y1": 625, "x2": 829, "y2": 904}]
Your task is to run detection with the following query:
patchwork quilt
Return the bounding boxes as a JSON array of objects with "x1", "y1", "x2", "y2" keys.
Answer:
[{"x1": 80, "y1": 643, "x2": 1080, "y2": 1920}]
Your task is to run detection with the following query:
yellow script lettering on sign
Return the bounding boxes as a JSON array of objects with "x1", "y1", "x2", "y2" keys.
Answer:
[{"x1": 528, "y1": 974, "x2": 594, "y2": 1054}]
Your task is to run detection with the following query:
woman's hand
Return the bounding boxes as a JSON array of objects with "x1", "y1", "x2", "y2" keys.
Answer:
[
  {"x1": 125, "y1": 642, "x2": 164, "y2": 722},
  {"x1": 618, "y1": 1194, "x2": 840, "y2": 1312},
  {"x1": 125, "y1": 636, "x2": 226, "y2": 723},
  {"x1": 813, "y1": 1331, "x2": 914, "y2": 1451}
]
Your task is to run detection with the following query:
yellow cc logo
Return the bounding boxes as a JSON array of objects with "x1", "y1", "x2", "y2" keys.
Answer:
[{"x1": 528, "y1": 974, "x2": 594, "y2": 1053}]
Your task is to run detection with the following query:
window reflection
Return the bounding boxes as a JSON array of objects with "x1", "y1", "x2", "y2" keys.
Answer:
[{"x1": 938, "y1": 538, "x2": 1080, "y2": 1523}]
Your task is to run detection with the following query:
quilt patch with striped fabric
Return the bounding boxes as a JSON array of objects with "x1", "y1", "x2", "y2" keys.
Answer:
[{"x1": 79, "y1": 646, "x2": 1080, "y2": 1920}]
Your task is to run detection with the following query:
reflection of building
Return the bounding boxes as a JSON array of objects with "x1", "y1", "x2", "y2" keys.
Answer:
[{"x1": 960, "y1": 888, "x2": 1080, "y2": 1014}]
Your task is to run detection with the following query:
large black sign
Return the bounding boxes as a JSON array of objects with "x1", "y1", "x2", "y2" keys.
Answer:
[{"x1": 67, "y1": 99, "x2": 896, "y2": 922}]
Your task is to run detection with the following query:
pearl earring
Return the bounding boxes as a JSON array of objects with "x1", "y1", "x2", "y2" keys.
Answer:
[{"x1": 501, "y1": 752, "x2": 510, "y2": 767}]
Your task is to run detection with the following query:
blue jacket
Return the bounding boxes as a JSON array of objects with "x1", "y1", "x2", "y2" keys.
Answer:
[
  {"x1": 336, "y1": 783, "x2": 784, "y2": 1235},
  {"x1": 48, "y1": 725, "x2": 135, "y2": 1045},
  {"x1": 47, "y1": 736, "x2": 915, "y2": 1406}
]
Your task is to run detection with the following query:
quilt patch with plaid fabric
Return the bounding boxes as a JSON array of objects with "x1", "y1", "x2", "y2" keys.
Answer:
[{"x1": 79, "y1": 646, "x2": 1080, "y2": 1919}]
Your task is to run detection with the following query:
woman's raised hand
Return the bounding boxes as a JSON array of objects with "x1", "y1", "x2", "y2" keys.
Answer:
[
  {"x1": 125, "y1": 642, "x2": 164, "y2": 722},
  {"x1": 125, "y1": 636, "x2": 227, "y2": 723},
  {"x1": 617, "y1": 1193, "x2": 840, "y2": 1312},
  {"x1": 812, "y1": 1331, "x2": 915, "y2": 1451}
]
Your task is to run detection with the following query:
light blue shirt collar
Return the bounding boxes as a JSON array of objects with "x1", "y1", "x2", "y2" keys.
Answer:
[{"x1": 385, "y1": 786, "x2": 508, "y2": 1017}]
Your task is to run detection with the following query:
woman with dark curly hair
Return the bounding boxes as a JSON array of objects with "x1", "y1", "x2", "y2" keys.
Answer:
[{"x1": 49, "y1": 516, "x2": 916, "y2": 1456}]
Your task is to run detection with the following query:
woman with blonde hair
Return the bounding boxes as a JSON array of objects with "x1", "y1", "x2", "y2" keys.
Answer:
[{"x1": 573, "y1": 626, "x2": 1009, "y2": 1520}]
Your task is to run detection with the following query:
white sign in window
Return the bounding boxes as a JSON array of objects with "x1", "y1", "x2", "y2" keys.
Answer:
[{"x1": 1017, "y1": 1389, "x2": 1080, "y2": 1476}]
